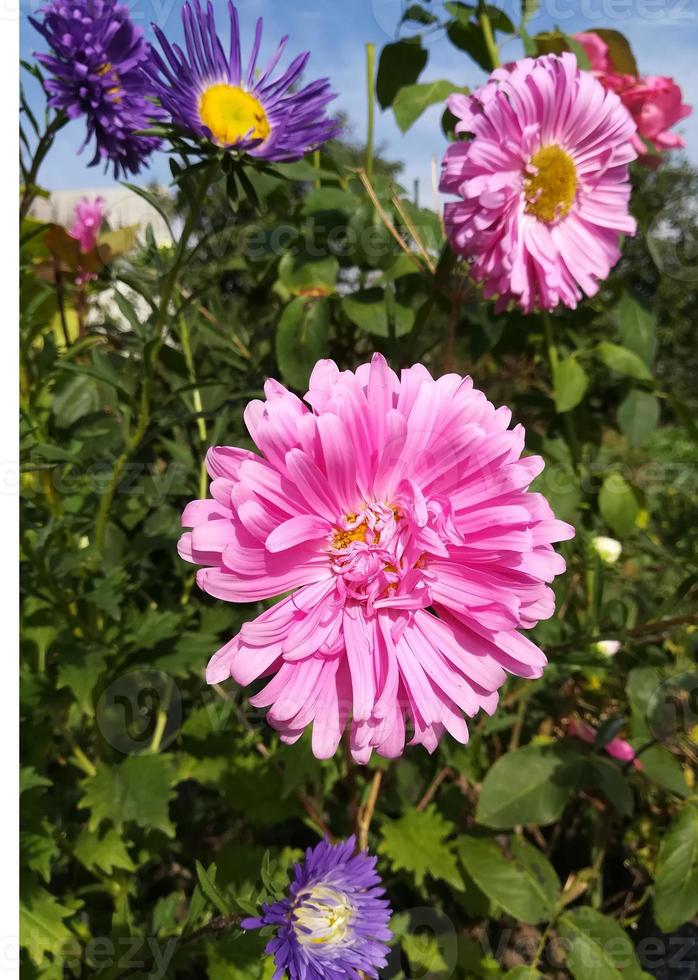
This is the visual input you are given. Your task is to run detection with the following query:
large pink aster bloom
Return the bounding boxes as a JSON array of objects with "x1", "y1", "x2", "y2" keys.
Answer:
[
  {"x1": 179, "y1": 355, "x2": 574, "y2": 761},
  {"x1": 440, "y1": 53, "x2": 637, "y2": 313}
]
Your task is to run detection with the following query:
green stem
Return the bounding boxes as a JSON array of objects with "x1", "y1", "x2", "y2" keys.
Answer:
[
  {"x1": 478, "y1": 1, "x2": 500, "y2": 69},
  {"x1": 20, "y1": 112, "x2": 68, "y2": 221},
  {"x1": 365, "y1": 43, "x2": 376, "y2": 181},
  {"x1": 94, "y1": 166, "x2": 215, "y2": 552},
  {"x1": 179, "y1": 312, "x2": 209, "y2": 499},
  {"x1": 542, "y1": 311, "x2": 581, "y2": 470}
]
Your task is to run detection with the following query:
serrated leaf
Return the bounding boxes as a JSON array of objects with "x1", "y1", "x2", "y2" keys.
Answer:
[
  {"x1": 378, "y1": 805, "x2": 464, "y2": 890},
  {"x1": 73, "y1": 827, "x2": 136, "y2": 875},
  {"x1": 654, "y1": 803, "x2": 698, "y2": 931},
  {"x1": 78, "y1": 755, "x2": 176, "y2": 837},
  {"x1": 457, "y1": 835, "x2": 559, "y2": 923},
  {"x1": 557, "y1": 906, "x2": 645, "y2": 979},
  {"x1": 393, "y1": 81, "x2": 466, "y2": 132},
  {"x1": 20, "y1": 831, "x2": 59, "y2": 883},
  {"x1": 553, "y1": 357, "x2": 588, "y2": 412},
  {"x1": 21, "y1": 767, "x2": 51, "y2": 794},
  {"x1": 476, "y1": 744, "x2": 582, "y2": 828},
  {"x1": 20, "y1": 879, "x2": 79, "y2": 966}
]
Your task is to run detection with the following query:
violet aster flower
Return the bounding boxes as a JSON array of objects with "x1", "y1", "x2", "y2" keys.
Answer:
[
  {"x1": 242, "y1": 836, "x2": 392, "y2": 980},
  {"x1": 69, "y1": 195, "x2": 104, "y2": 252},
  {"x1": 440, "y1": 53, "x2": 637, "y2": 313},
  {"x1": 30, "y1": 0, "x2": 161, "y2": 178},
  {"x1": 146, "y1": 0, "x2": 339, "y2": 161},
  {"x1": 178, "y1": 354, "x2": 574, "y2": 761}
]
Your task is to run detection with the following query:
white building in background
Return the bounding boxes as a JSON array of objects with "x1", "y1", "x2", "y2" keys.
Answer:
[{"x1": 30, "y1": 185, "x2": 173, "y2": 245}]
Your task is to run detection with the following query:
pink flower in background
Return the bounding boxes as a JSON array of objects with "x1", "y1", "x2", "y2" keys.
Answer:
[
  {"x1": 568, "y1": 717, "x2": 643, "y2": 769},
  {"x1": 573, "y1": 32, "x2": 691, "y2": 164},
  {"x1": 179, "y1": 355, "x2": 574, "y2": 761},
  {"x1": 440, "y1": 53, "x2": 637, "y2": 314},
  {"x1": 69, "y1": 196, "x2": 104, "y2": 253}
]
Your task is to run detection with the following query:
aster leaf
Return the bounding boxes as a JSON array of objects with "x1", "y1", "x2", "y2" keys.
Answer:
[
  {"x1": 654, "y1": 803, "x2": 698, "y2": 931},
  {"x1": 276, "y1": 297, "x2": 330, "y2": 390},
  {"x1": 73, "y1": 828, "x2": 136, "y2": 875},
  {"x1": 20, "y1": 877, "x2": 80, "y2": 966},
  {"x1": 78, "y1": 755, "x2": 176, "y2": 837},
  {"x1": 457, "y1": 834, "x2": 560, "y2": 923},
  {"x1": 557, "y1": 907, "x2": 647, "y2": 979},
  {"x1": 342, "y1": 287, "x2": 415, "y2": 338},
  {"x1": 378, "y1": 805, "x2": 464, "y2": 890},
  {"x1": 196, "y1": 861, "x2": 234, "y2": 916}
]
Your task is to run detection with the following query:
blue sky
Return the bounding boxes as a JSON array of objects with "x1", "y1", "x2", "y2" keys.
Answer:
[{"x1": 20, "y1": 0, "x2": 698, "y2": 196}]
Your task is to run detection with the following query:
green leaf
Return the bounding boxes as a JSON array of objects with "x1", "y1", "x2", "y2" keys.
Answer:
[
  {"x1": 20, "y1": 879, "x2": 79, "y2": 966},
  {"x1": 393, "y1": 80, "x2": 466, "y2": 132},
  {"x1": 21, "y1": 767, "x2": 51, "y2": 794},
  {"x1": 376, "y1": 39, "x2": 428, "y2": 110},
  {"x1": 195, "y1": 861, "x2": 234, "y2": 916},
  {"x1": 457, "y1": 835, "x2": 560, "y2": 923},
  {"x1": 618, "y1": 390, "x2": 660, "y2": 447},
  {"x1": 276, "y1": 297, "x2": 330, "y2": 391},
  {"x1": 277, "y1": 252, "x2": 338, "y2": 295},
  {"x1": 78, "y1": 755, "x2": 176, "y2": 837},
  {"x1": 20, "y1": 831, "x2": 59, "y2": 883},
  {"x1": 599, "y1": 473, "x2": 640, "y2": 537},
  {"x1": 597, "y1": 342, "x2": 653, "y2": 381},
  {"x1": 378, "y1": 805, "x2": 464, "y2": 889},
  {"x1": 553, "y1": 357, "x2": 588, "y2": 412},
  {"x1": 587, "y1": 28, "x2": 638, "y2": 75},
  {"x1": 476, "y1": 744, "x2": 581, "y2": 828},
  {"x1": 615, "y1": 293, "x2": 656, "y2": 366},
  {"x1": 51, "y1": 373, "x2": 101, "y2": 428},
  {"x1": 654, "y1": 804, "x2": 698, "y2": 931},
  {"x1": 557, "y1": 906, "x2": 645, "y2": 979},
  {"x1": 635, "y1": 743, "x2": 690, "y2": 798},
  {"x1": 446, "y1": 20, "x2": 492, "y2": 71},
  {"x1": 588, "y1": 757, "x2": 633, "y2": 817},
  {"x1": 300, "y1": 188, "x2": 358, "y2": 216},
  {"x1": 56, "y1": 649, "x2": 107, "y2": 717},
  {"x1": 402, "y1": 3, "x2": 439, "y2": 26},
  {"x1": 341, "y1": 288, "x2": 415, "y2": 338},
  {"x1": 73, "y1": 827, "x2": 136, "y2": 875}
]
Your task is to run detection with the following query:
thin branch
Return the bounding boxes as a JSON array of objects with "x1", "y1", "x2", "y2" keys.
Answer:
[
  {"x1": 390, "y1": 192, "x2": 436, "y2": 274},
  {"x1": 416, "y1": 767, "x2": 452, "y2": 812},
  {"x1": 355, "y1": 168, "x2": 425, "y2": 274},
  {"x1": 356, "y1": 769, "x2": 384, "y2": 852}
]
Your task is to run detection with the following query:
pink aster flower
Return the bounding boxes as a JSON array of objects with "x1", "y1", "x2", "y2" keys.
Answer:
[
  {"x1": 179, "y1": 355, "x2": 574, "y2": 762},
  {"x1": 568, "y1": 718, "x2": 643, "y2": 770},
  {"x1": 573, "y1": 32, "x2": 691, "y2": 165},
  {"x1": 439, "y1": 53, "x2": 637, "y2": 313},
  {"x1": 69, "y1": 195, "x2": 104, "y2": 253}
]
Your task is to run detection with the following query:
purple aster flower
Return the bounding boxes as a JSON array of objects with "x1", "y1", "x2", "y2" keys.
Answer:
[
  {"x1": 145, "y1": 0, "x2": 340, "y2": 162},
  {"x1": 243, "y1": 836, "x2": 392, "y2": 980},
  {"x1": 30, "y1": 0, "x2": 161, "y2": 178}
]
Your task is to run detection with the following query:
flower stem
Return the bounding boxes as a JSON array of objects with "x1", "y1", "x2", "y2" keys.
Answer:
[
  {"x1": 356, "y1": 769, "x2": 383, "y2": 851},
  {"x1": 542, "y1": 311, "x2": 581, "y2": 470},
  {"x1": 478, "y1": 1, "x2": 500, "y2": 70},
  {"x1": 365, "y1": 42, "x2": 376, "y2": 181},
  {"x1": 94, "y1": 165, "x2": 215, "y2": 552},
  {"x1": 20, "y1": 111, "x2": 68, "y2": 222},
  {"x1": 179, "y1": 312, "x2": 209, "y2": 499}
]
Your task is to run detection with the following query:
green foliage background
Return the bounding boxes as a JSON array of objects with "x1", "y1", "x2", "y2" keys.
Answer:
[{"x1": 20, "y1": 6, "x2": 698, "y2": 978}]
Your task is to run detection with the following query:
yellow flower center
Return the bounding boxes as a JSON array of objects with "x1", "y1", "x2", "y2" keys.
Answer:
[
  {"x1": 198, "y1": 83, "x2": 270, "y2": 146},
  {"x1": 293, "y1": 886, "x2": 354, "y2": 946},
  {"x1": 524, "y1": 145, "x2": 577, "y2": 223}
]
